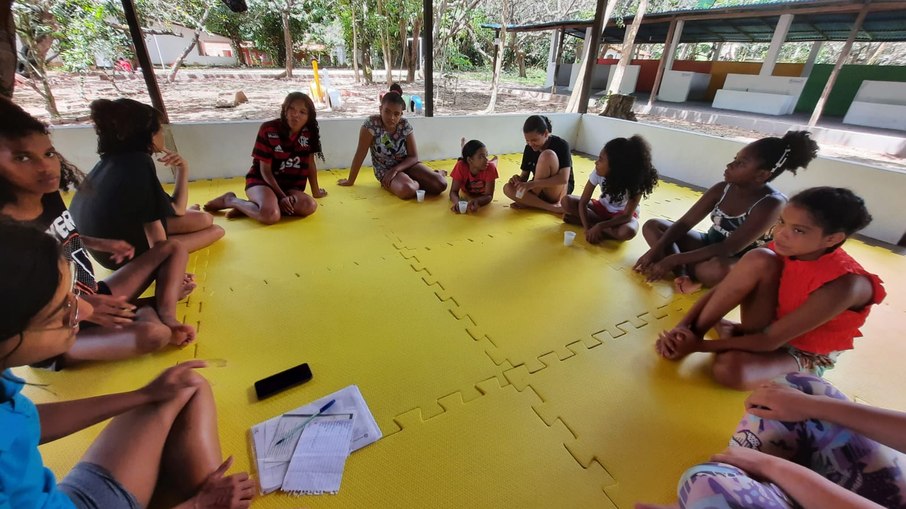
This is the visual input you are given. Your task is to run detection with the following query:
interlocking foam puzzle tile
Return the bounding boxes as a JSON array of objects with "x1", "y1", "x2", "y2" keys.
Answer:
[
  {"x1": 27, "y1": 158, "x2": 906, "y2": 509},
  {"x1": 249, "y1": 378, "x2": 618, "y2": 508},
  {"x1": 407, "y1": 232, "x2": 675, "y2": 372},
  {"x1": 504, "y1": 305, "x2": 748, "y2": 508},
  {"x1": 192, "y1": 253, "x2": 504, "y2": 444}
]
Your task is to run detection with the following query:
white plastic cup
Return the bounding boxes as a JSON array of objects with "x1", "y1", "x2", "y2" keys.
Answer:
[
  {"x1": 458, "y1": 200, "x2": 468, "y2": 214},
  {"x1": 563, "y1": 231, "x2": 576, "y2": 246},
  {"x1": 416, "y1": 189, "x2": 426, "y2": 202},
  {"x1": 515, "y1": 187, "x2": 526, "y2": 199}
]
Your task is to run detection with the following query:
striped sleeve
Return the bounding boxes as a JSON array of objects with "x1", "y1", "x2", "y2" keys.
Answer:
[{"x1": 251, "y1": 123, "x2": 274, "y2": 162}]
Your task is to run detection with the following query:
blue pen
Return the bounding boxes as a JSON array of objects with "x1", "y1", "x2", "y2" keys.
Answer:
[{"x1": 273, "y1": 399, "x2": 336, "y2": 447}]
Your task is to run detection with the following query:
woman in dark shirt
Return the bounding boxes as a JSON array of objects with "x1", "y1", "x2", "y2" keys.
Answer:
[
  {"x1": 71, "y1": 99, "x2": 223, "y2": 270},
  {"x1": 502, "y1": 115, "x2": 574, "y2": 214}
]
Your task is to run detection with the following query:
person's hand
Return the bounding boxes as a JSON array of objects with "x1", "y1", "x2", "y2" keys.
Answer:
[
  {"x1": 643, "y1": 256, "x2": 677, "y2": 282},
  {"x1": 191, "y1": 457, "x2": 255, "y2": 509},
  {"x1": 585, "y1": 224, "x2": 604, "y2": 244},
  {"x1": 711, "y1": 446, "x2": 779, "y2": 480},
  {"x1": 655, "y1": 325, "x2": 701, "y2": 360},
  {"x1": 382, "y1": 167, "x2": 402, "y2": 187},
  {"x1": 745, "y1": 382, "x2": 818, "y2": 422},
  {"x1": 507, "y1": 175, "x2": 522, "y2": 186},
  {"x1": 450, "y1": 200, "x2": 460, "y2": 213},
  {"x1": 140, "y1": 360, "x2": 206, "y2": 403},
  {"x1": 80, "y1": 294, "x2": 136, "y2": 328},
  {"x1": 468, "y1": 200, "x2": 480, "y2": 213},
  {"x1": 278, "y1": 195, "x2": 296, "y2": 216},
  {"x1": 337, "y1": 178, "x2": 354, "y2": 187},
  {"x1": 157, "y1": 149, "x2": 188, "y2": 174},
  {"x1": 94, "y1": 239, "x2": 135, "y2": 264},
  {"x1": 313, "y1": 187, "x2": 328, "y2": 198},
  {"x1": 633, "y1": 249, "x2": 661, "y2": 274}
]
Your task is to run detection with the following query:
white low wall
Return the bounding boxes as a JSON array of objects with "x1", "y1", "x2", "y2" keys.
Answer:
[
  {"x1": 48, "y1": 113, "x2": 902, "y2": 245},
  {"x1": 575, "y1": 115, "x2": 905, "y2": 245},
  {"x1": 49, "y1": 112, "x2": 580, "y2": 181}
]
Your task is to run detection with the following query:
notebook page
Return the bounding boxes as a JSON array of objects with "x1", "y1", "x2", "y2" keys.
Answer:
[{"x1": 281, "y1": 419, "x2": 354, "y2": 495}]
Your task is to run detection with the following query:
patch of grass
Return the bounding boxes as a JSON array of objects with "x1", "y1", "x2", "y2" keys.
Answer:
[{"x1": 455, "y1": 67, "x2": 547, "y2": 87}]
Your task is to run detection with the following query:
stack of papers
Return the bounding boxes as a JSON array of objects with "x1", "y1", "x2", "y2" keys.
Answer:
[{"x1": 251, "y1": 385, "x2": 382, "y2": 495}]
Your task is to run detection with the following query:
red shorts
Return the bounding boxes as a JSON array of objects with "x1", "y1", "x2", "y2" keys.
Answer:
[{"x1": 590, "y1": 199, "x2": 639, "y2": 220}]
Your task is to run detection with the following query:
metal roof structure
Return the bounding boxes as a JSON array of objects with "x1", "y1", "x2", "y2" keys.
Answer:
[{"x1": 482, "y1": 0, "x2": 906, "y2": 44}]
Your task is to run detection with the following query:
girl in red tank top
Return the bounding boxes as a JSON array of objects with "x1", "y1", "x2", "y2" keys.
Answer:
[{"x1": 654, "y1": 187, "x2": 884, "y2": 390}]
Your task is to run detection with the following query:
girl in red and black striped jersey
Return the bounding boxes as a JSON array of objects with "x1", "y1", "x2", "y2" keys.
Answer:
[{"x1": 205, "y1": 92, "x2": 326, "y2": 224}]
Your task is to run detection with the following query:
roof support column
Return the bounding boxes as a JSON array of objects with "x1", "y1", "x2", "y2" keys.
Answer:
[
  {"x1": 121, "y1": 0, "x2": 168, "y2": 122},
  {"x1": 423, "y1": 0, "x2": 433, "y2": 117},
  {"x1": 551, "y1": 28, "x2": 566, "y2": 93},
  {"x1": 760, "y1": 13, "x2": 793, "y2": 76},
  {"x1": 544, "y1": 28, "x2": 561, "y2": 88},
  {"x1": 568, "y1": 0, "x2": 609, "y2": 113},
  {"x1": 663, "y1": 19, "x2": 683, "y2": 71},
  {"x1": 801, "y1": 40, "x2": 823, "y2": 77},
  {"x1": 647, "y1": 18, "x2": 680, "y2": 109},
  {"x1": 808, "y1": 4, "x2": 869, "y2": 128}
]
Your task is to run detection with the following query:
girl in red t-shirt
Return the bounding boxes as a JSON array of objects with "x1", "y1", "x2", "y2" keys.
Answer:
[
  {"x1": 655, "y1": 187, "x2": 885, "y2": 390},
  {"x1": 449, "y1": 139, "x2": 498, "y2": 214}
]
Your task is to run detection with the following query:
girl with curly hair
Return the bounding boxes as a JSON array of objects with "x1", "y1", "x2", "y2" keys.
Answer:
[
  {"x1": 561, "y1": 135, "x2": 658, "y2": 243},
  {"x1": 634, "y1": 130, "x2": 818, "y2": 294}
]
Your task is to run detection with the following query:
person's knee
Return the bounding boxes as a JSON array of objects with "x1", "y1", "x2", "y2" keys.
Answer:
[
  {"x1": 738, "y1": 248, "x2": 781, "y2": 276},
  {"x1": 197, "y1": 211, "x2": 215, "y2": 228},
  {"x1": 135, "y1": 322, "x2": 172, "y2": 353},
  {"x1": 537, "y1": 149, "x2": 560, "y2": 173},
  {"x1": 395, "y1": 182, "x2": 418, "y2": 200},
  {"x1": 259, "y1": 207, "x2": 281, "y2": 225},
  {"x1": 427, "y1": 175, "x2": 448, "y2": 194},
  {"x1": 299, "y1": 197, "x2": 318, "y2": 216},
  {"x1": 712, "y1": 352, "x2": 755, "y2": 390},
  {"x1": 502, "y1": 182, "x2": 516, "y2": 199},
  {"x1": 642, "y1": 218, "x2": 668, "y2": 236},
  {"x1": 613, "y1": 227, "x2": 638, "y2": 241}
]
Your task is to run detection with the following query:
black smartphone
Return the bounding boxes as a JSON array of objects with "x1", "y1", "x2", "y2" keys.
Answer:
[{"x1": 254, "y1": 363, "x2": 313, "y2": 400}]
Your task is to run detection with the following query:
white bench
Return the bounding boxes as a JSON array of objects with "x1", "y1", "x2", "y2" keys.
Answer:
[
  {"x1": 712, "y1": 74, "x2": 807, "y2": 116},
  {"x1": 658, "y1": 70, "x2": 711, "y2": 103},
  {"x1": 843, "y1": 80, "x2": 906, "y2": 131}
]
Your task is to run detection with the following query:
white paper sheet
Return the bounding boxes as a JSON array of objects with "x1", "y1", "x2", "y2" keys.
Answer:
[{"x1": 280, "y1": 419, "x2": 354, "y2": 495}]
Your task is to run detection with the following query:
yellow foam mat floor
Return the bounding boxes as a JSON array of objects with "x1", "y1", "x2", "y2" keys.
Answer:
[{"x1": 21, "y1": 153, "x2": 906, "y2": 508}]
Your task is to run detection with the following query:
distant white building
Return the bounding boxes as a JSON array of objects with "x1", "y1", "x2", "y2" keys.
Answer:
[{"x1": 144, "y1": 23, "x2": 237, "y2": 67}]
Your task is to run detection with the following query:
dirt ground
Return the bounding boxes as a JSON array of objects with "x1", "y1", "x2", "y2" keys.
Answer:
[{"x1": 13, "y1": 68, "x2": 904, "y2": 171}]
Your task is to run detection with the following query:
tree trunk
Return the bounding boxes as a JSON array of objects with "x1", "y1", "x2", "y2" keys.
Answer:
[
  {"x1": 351, "y1": 2, "x2": 360, "y2": 82},
  {"x1": 600, "y1": 93, "x2": 636, "y2": 120},
  {"x1": 399, "y1": 15, "x2": 408, "y2": 81},
  {"x1": 0, "y1": 0, "x2": 15, "y2": 98},
  {"x1": 282, "y1": 1, "x2": 293, "y2": 78},
  {"x1": 517, "y1": 49, "x2": 525, "y2": 78},
  {"x1": 362, "y1": 48, "x2": 373, "y2": 83},
  {"x1": 167, "y1": 6, "x2": 213, "y2": 83},
  {"x1": 608, "y1": 0, "x2": 646, "y2": 95},
  {"x1": 376, "y1": 0, "x2": 392, "y2": 84},
  {"x1": 408, "y1": 14, "x2": 421, "y2": 82},
  {"x1": 485, "y1": 0, "x2": 508, "y2": 113},
  {"x1": 232, "y1": 38, "x2": 247, "y2": 66}
]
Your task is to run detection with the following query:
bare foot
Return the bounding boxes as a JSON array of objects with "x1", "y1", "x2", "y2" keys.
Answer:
[
  {"x1": 225, "y1": 208, "x2": 245, "y2": 219},
  {"x1": 162, "y1": 318, "x2": 196, "y2": 347},
  {"x1": 179, "y1": 273, "x2": 197, "y2": 300},
  {"x1": 189, "y1": 203, "x2": 201, "y2": 211},
  {"x1": 204, "y1": 192, "x2": 236, "y2": 212},
  {"x1": 674, "y1": 275, "x2": 702, "y2": 294},
  {"x1": 509, "y1": 202, "x2": 528, "y2": 209}
]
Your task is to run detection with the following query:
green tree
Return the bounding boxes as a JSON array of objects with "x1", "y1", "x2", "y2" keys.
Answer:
[{"x1": 206, "y1": 1, "x2": 250, "y2": 66}]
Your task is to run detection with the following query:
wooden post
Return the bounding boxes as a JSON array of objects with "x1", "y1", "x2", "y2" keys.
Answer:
[
  {"x1": 647, "y1": 18, "x2": 678, "y2": 109},
  {"x1": 577, "y1": 0, "x2": 609, "y2": 114},
  {"x1": 491, "y1": 28, "x2": 500, "y2": 78},
  {"x1": 423, "y1": 0, "x2": 433, "y2": 117},
  {"x1": 808, "y1": 3, "x2": 869, "y2": 128},
  {"x1": 551, "y1": 27, "x2": 566, "y2": 93},
  {"x1": 121, "y1": 0, "x2": 168, "y2": 122}
]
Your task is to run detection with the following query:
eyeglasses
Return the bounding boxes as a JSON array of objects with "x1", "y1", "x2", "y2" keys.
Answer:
[{"x1": 25, "y1": 262, "x2": 81, "y2": 333}]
